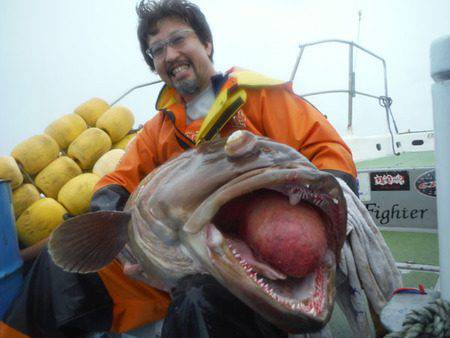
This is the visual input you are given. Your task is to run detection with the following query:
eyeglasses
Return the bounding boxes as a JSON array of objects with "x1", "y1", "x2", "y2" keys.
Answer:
[{"x1": 146, "y1": 29, "x2": 195, "y2": 60}]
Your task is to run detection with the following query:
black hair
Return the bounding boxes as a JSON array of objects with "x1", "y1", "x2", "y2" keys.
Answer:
[{"x1": 136, "y1": 0, "x2": 214, "y2": 71}]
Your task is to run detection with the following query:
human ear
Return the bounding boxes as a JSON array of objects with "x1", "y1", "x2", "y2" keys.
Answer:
[{"x1": 206, "y1": 42, "x2": 212, "y2": 57}]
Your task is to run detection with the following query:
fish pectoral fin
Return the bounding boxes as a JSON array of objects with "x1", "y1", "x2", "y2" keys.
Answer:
[{"x1": 48, "y1": 210, "x2": 130, "y2": 273}]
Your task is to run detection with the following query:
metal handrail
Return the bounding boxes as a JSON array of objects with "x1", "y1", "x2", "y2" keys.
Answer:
[
  {"x1": 289, "y1": 39, "x2": 391, "y2": 131},
  {"x1": 110, "y1": 80, "x2": 163, "y2": 106},
  {"x1": 289, "y1": 39, "x2": 400, "y2": 155},
  {"x1": 290, "y1": 39, "x2": 388, "y2": 95}
]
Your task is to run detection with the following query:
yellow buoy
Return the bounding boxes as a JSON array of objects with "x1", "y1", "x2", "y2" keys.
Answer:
[
  {"x1": 67, "y1": 128, "x2": 112, "y2": 169},
  {"x1": 44, "y1": 114, "x2": 87, "y2": 149},
  {"x1": 112, "y1": 133, "x2": 137, "y2": 150},
  {"x1": 35, "y1": 156, "x2": 82, "y2": 198},
  {"x1": 11, "y1": 134, "x2": 60, "y2": 175},
  {"x1": 96, "y1": 106, "x2": 135, "y2": 142},
  {"x1": 74, "y1": 97, "x2": 110, "y2": 127},
  {"x1": 57, "y1": 173, "x2": 100, "y2": 215},
  {"x1": 92, "y1": 149, "x2": 125, "y2": 177},
  {"x1": 12, "y1": 183, "x2": 41, "y2": 219},
  {"x1": 16, "y1": 198, "x2": 67, "y2": 247},
  {"x1": 0, "y1": 156, "x2": 23, "y2": 189}
]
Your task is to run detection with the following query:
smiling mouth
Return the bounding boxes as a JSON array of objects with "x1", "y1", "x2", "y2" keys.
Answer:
[{"x1": 168, "y1": 62, "x2": 191, "y2": 78}]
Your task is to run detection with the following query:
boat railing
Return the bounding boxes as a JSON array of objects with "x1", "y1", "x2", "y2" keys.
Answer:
[
  {"x1": 110, "y1": 80, "x2": 163, "y2": 107},
  {"x1": 290, "y1": 39, "x2": 401, "y2": 155}
]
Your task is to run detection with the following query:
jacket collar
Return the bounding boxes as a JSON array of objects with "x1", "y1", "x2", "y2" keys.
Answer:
[
  {"x1": 155, "y1": 73, "x2": 229, "y2": 111},
  {"x1": 155, "y1": 67, "x2": 289, "y2": 111}
]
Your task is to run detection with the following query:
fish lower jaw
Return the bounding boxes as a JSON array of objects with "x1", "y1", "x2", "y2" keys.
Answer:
[
  {"x1": 230, "y1": 244, "x2": 333, "y2": 316},
  {"x1": 203, "y1": 186, "x2": 338, "y2": 316},
  {"x1": 206, "y1": 223, "x2": 335, "y2": 317}
]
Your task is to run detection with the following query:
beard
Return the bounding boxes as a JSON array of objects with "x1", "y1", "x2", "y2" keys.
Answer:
[{"x1": 173, "y1": 78, "x2": 200, "y2": 97}]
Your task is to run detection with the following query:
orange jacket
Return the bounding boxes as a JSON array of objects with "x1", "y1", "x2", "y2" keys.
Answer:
[
  {"x1": 97, "y1": 68, "x2": 356, "y2": 193},
  {"x1": 94, "y1": 68, "x2": 356, "y2": 332}
]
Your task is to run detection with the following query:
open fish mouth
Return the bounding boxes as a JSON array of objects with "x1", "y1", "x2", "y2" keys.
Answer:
[{"x1": 184, "y1": 167, "x2": 347, "y2": 332}]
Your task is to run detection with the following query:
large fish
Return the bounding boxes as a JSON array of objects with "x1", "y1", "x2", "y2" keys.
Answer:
[{"x1": 48, "y1": 130, "x2": 347, "y2": 334}]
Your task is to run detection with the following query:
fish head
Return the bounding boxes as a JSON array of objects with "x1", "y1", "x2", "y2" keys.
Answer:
[{"x1": 129, "y1": 130, "x2": 347, "y2": 333}]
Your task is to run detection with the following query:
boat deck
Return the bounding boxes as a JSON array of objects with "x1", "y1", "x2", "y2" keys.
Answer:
[
  {"x1": 382, "y1": 229, "x2": 439, "y2": 289},
  {"x1": 326, "y1": 228, "x2": 439, "y2": 337}
]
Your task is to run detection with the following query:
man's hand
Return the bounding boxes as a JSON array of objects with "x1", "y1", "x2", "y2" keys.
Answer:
[
  {"x1": 122, "y1": 262, "x2": 144, "y2": 276},
  {"x1": 20, "y1": 237, "x2": 48, "y2": 261}
]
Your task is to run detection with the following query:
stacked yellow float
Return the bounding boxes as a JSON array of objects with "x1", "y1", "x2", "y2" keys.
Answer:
[{"x1": 0, "y1": 98, "x2": 138, "y2": 247}]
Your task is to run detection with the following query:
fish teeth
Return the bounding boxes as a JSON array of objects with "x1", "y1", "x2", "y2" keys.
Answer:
[
  {"x1": 208, "y1": 225, "x2": 224, "y2": 249},
  {"x1": 231, "y1": 249, "x2": 304, "y2": 309},
  {"x1": 289, "y1": 193, "x2": 301, "y2": 205}
]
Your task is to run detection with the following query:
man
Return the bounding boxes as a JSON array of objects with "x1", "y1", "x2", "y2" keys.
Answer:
[
  {"x1": 0, "y1": 0, "x2": 357, "y2": 337},
  {"x1": 94, "y1": 0, "x2": 357, "y2": 337}
]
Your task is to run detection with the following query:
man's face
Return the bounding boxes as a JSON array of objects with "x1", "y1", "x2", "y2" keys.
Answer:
[{"x1": 148, "y1": 18, "x2": 215, "y2": 102}]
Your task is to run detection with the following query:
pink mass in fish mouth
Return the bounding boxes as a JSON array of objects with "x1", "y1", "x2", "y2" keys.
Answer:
[{"x1": 213, "y1": 189, "x2": 328, "y2": 279}]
